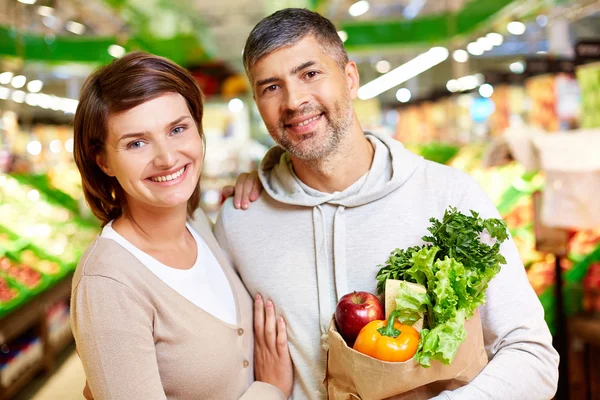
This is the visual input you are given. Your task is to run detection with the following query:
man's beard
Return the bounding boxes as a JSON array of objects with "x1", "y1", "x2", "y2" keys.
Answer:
[{"x1": 270, "y1": 95, "x2": 353, "y2": 162}]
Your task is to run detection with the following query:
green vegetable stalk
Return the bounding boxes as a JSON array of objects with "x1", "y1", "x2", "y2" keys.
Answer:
[{"x1": 375, "y1": 207, "x2": 509, "y2": 367}]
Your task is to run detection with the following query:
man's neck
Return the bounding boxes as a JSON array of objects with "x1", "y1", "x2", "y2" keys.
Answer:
[{"x1": 291, "y1": 124, "x2": 374, "y2": 194}]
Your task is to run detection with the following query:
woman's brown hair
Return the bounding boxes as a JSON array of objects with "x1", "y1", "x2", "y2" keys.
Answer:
[{"x1": 73, "y1": 51, "x2": 204, "y2": 226}]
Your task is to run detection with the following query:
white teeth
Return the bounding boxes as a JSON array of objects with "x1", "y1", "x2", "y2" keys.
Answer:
[
  {"x1": 150, "y1": 166, "x2": 185, "y2": 182},
  {"x1": 292, "y1": 115, "x2": 320, "y2": 127}
]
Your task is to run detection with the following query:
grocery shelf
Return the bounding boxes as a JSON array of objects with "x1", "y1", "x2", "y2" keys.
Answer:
[
  {"x1": 0, "y1": 361, "x2": 44, "y2": 400},
  {"x1": 0, "y1": 273, "x2": 74, "y2": 400}
]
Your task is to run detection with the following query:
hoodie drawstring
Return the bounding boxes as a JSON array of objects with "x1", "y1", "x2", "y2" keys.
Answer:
[
  {"x1": 313, "y1": 206, "x2": 332, "y2": 349},
  {"x1": 333, "y1": 206, "x2": 348, "y2": 302},
  {"x1": 314, "y1": 205, "x2": 350, "y2": 351}
]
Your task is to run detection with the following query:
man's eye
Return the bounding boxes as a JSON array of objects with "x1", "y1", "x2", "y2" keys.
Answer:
[
  {"x1": 306, "y1": 71, "x2": 319, "y2": 79},
  {"x1": 264, "y1": 85, "x2": 279, "y2": 93}
]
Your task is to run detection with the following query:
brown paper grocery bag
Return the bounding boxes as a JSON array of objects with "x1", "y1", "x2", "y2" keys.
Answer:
[{"x1": 324, "y1": 309, "x2": 488, "y2": 400}]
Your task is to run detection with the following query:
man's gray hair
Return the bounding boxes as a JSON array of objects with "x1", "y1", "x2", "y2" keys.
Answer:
[{"x1": 243, "y1": 8, "x2": 349, "y2": 79}]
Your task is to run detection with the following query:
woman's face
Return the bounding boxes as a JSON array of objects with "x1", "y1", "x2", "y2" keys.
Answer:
[{"x1": 98, "y1": 92, "x2": 203, "y2": 214}]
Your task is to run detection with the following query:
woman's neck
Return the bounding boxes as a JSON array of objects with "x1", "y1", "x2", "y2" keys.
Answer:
[{"x1": 112, "y1": 203, "x2": 190, "y2": 249}]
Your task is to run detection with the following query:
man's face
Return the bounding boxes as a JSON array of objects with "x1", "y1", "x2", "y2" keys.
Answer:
[{"x1": 250, "y1": 35, "x2": 359, "y2": 161}]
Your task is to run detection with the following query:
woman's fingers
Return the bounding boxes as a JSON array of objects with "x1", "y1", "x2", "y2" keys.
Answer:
[
  {"x1": 233, "y1": 173, "x2": 249, "y2": 209},
  {"x1": 240, "y1": 173, "x2": 256, "y2": 210},
  {"x1": 264, "y1": 299, "x2": 277, "y2": 350},
  {"x1": 276, "y1": 317, "x2": 289, "y2": 358},
  {"x1": 253, "y1": 294, "x2": 265, "y2": 347},
  {"x1": 249, "y1": 171, "x2": 262, "y2": 202}
]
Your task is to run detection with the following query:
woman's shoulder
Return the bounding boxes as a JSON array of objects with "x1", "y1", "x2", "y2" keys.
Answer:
[{"x1": 72, "y1": 237, "x2": 145, "y2": 289}]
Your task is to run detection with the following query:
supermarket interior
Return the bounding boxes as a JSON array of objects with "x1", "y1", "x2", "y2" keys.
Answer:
[{"x1": 1, "y1": 0, "x2": 600, "y2": 399}]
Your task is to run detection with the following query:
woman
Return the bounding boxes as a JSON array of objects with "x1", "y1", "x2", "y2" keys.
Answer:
[{"x1": 71, "y1": 52, "x2": 292, "y2": 399}]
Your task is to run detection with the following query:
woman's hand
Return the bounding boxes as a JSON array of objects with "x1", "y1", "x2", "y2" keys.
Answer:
[
  {"x1": 221, "y1": 171, "x2": 262, "y2": 210},
  {"x1": 253, "y1": 294, "x2": 293, "y2": 398}
]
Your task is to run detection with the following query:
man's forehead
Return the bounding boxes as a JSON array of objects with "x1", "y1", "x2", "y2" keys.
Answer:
[{"x1": 249, "y1": 37, "x2": 334, "y2": 80}]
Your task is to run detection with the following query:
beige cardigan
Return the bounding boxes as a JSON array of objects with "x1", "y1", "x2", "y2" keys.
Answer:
[{"x1": 70, "y1": 211, "x2": 285, "y2": 400}]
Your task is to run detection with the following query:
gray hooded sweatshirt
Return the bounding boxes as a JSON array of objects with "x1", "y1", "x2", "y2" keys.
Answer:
[{"x1": 214, "y1": 133, "x2": 559, "y2": 400}]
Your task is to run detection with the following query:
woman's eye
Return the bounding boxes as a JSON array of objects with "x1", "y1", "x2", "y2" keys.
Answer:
[
  {"x1": 127, "y1": 140, "x2": 145, "y2": 149},
  {"x1": 172, "y1": 126, "x2": 185, "y2": 135}
]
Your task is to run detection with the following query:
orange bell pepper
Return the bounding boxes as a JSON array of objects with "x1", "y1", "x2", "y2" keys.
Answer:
[{"x1": 353, "y1": 310, "x2": 419, "y2": 362}]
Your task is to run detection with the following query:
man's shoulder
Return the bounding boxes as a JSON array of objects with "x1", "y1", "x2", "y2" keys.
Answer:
[
  {"x1": 415, "y1": 159, "x2": 479, "y2": 193},
  {"x1": 219, "y1": 193, "x2": 293, "y2": 221}
]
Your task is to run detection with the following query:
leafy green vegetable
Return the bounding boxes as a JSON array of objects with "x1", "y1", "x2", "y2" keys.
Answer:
[
  {"x1": 394, "y1": 281, "x2": 431, "y2": 326},
  {"x1": 375, "y1": 207, "x2": 509, "y2": 367},
  {"x1": 416, "y1": 310, "x2": 468, "y2": 367},
  {"x1": 375, "y1": 245, "x2": 423, "y2": 295}
]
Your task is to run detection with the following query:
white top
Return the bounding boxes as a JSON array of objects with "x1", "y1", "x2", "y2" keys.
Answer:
[{"x1": 100, "y1": 221, "x2": 237, "y2": 325}]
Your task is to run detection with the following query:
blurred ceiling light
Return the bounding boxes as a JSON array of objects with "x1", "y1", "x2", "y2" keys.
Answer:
[
  {"x1": 25, "y1": 93, "x2": 39, "y2": 106},
  {"x1": 467, "y1": 42, "x2": 484, "y2": 56},
  {"x1": 452, "y1": 49, "x2": 469, "y2": 63},
  {"x1": 486, "y1": 32, "x2": 504, "y2": 46},
  {"x1": 507, "y1": 21, "x2": 526, "y2": 35},
  {"x1": 228, "y1": 98, "x2": 244, "y2": 113},
  {"x1": 27, "y1": 141, "x2": 42, "y2": 156},
  {"x1": 26, "y1": 79, "x2": 43, "y2": 93},
  {"x1": 349, "y1": 1, "x2": 370, "y2": 17},
  {"x1": 337, "y1": 30, "x2": 348, "y2": 43},
  {"x1": 37, "y1": 93, "x2": 50, "y2": 109},
  {"x1": 36, "y1": 5, "x2": 53, "y2": 16},
  {"x1": 108, "y1": 44, "x2": 126, "y2": 58},
  {"x1": 396, "y1": 88, "x2": 411, "y2": 103},
  {"x1": 66, "y1": 21, "x2": 86, "y2": 35},
  {"x1": 358, "y1": 47, "x2": 449, "y2": 100},
  {"x1": 18, "y1": 0, "x2": 37, "y2": 4},
  {"x1": 403, "y1": 0, "x2": 425, "y2": 19},
  {"x1": 375, "y1": 60, "x2": 391, "y2": 73},
  {"x1": 65, "y1": 138, "x2": 74, "y2": 153},
  {"x1": 537, "y1": 50, "x2": 548, "y2": 55},
  {"x1": 49, "y1": 139, "x2": 62, "y2": 154},
  {"x1": 509, "y1": 61, "x2": 525, "y2": 74},
  {"x1": 479, "y1": 83, "x2": 494, "y2": 98},
  {"x1": 11, "y1": 90, "x2": 26, "y2": 103},
  {"x1": 447, "y1": 73, "x2": 484, "y2": 92},
  {"x1": 42, "y1": 15, "x2": 60, "y2": 30},
  {"x1": 446, "y1": 79, "x2": 459, "y2": 93},
  {"x1": 0, "y1": 72, "x2": 14, "y2": 85},
  {"x1": 477, "y1": 37, "x2": 493, "y2": 51},
  {"x1": 0, "y1": 87, "x2": 10, "y2": 100},
  {"x1": 11, "y1": 75, "x2": 26, "y2": 89}
]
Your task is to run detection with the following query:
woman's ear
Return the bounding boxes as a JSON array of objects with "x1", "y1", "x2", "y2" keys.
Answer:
[{"x1": 96, "y1": 153, "x2": 115, "y2": 177}]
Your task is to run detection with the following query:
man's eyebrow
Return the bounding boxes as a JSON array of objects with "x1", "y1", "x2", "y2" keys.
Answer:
[
  {"x1": 291, "y1": 61, "x2": 316, "y2": 75},
  {"x1": 256, "y1": 77, "x2": 279, "y2": 88},
  {"x1": 255, "y1": 61, "x2": 318, "y2": 88}
]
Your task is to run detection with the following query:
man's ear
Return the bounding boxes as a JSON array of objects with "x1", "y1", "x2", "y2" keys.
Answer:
[
  {"x1": 344, "y1": 61, "x2": 360, "y2": 99},
  {"x1": 96, "y1": 153, "x2": 115, "y2": 177}
]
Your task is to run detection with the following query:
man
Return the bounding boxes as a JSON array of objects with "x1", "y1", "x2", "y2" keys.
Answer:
[{"x1": 215, "y1": 8, "x2": 559, "y2": 400}]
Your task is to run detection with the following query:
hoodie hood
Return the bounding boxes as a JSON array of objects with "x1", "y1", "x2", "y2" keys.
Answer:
[{"x1": 259, "y1": 132, "x2": 423, "y2": 207}]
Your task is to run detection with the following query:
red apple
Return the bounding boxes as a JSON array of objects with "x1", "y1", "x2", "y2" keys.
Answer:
[{"x1": 335, "y1": 291, "x2": 384, "y2": 343}]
